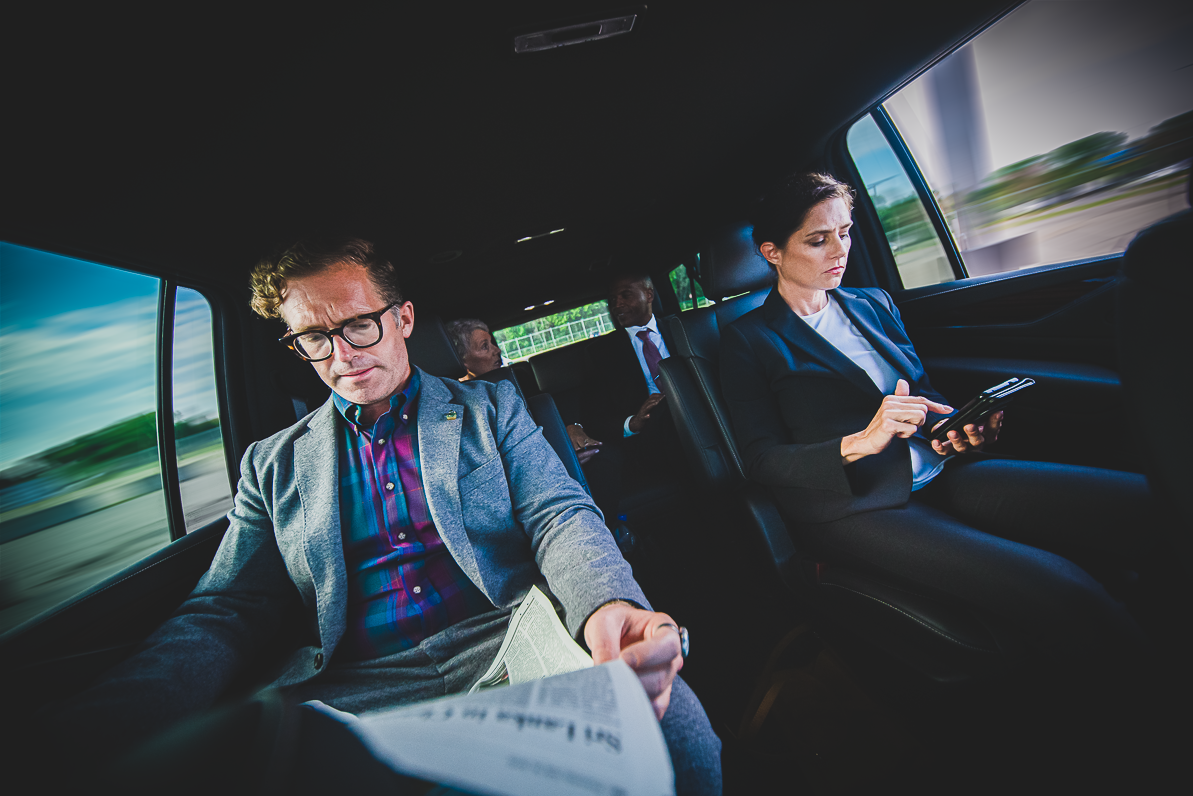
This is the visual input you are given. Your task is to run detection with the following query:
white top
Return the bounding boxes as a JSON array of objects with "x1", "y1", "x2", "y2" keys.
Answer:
[
  {"x1": 621, "y1": 315, "x2": 671, "y2": 436},
  {"x1": 800, "y1": 297, "x2": 948, "y2": 490}
]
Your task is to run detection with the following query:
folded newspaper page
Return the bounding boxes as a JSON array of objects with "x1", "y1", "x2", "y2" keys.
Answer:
[
  {"x1": 470, "y1": 585, "x2": 593, "y2": 693},
  {"x1": 307, "y1": 660, "x2": 674, "y2": 796}
]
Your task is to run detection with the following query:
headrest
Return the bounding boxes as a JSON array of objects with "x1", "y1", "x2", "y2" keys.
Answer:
[
  {"x1": 406, "y1": 312, "x2": 467, "y2": 379},
  {"x1": 530, "y1": 342, "x2": 595, "y2": 396},
  {"x1": 1123, "y1": 208, "x2": 1192, "y2": 290},
  {"x1": 698, "y1": 224, "x2": 774, "y2": 300}
]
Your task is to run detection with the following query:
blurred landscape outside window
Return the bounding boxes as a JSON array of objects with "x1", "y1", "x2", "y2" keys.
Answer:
[
  {"x1": 0, "y1": 245, "x2": 232, "y2": 632},
  {"x1": 863, "y1": 0, "x2": 1191, "y2": 284},
  {"x1": 495, "y1": 299, "x2": 615, "y2": 361},
  {"x1": 848, "y1": 115, "x2": 956, "y2": 288},
  {"x1": 173, "y1": 287, "x2": 233, "y2": 532}
]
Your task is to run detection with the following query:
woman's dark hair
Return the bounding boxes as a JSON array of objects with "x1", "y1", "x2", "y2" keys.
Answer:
[{"x1": 751, "y1": 172, "x2": 856, "y2": 255}]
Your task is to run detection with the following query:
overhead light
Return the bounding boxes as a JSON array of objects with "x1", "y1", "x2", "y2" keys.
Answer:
[
  {"x1": 543, "y1": 299, "x2": 555, "y2": 306},
  {"x1": 514, "y1": 15, "x2": 636, "y2": 54},
  {"x1": 524, "y1": 305, "x2": 536, "y2": 311},
  {"x1": 515, "y1": 228, "x2": 566, "y2": 244}
]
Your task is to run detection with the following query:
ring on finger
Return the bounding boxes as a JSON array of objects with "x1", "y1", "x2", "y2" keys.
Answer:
[{"x1": 655, "y1": 623, "x2": 689, "y2": 659}]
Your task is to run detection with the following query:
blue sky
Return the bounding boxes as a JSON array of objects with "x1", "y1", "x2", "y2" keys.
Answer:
[{"x1": 0, "y1": 243, "x2": 220, "y2": 468}]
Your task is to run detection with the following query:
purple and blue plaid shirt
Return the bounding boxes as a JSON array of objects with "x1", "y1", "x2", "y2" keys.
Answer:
[{"x1": 332, "y1": 370, "x2": 491, "y2": 661}]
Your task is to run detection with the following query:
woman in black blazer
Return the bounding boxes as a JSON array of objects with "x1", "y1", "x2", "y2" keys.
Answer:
[{"x1": 721, "y1": 173, "x2": 1155, "y2": 668}]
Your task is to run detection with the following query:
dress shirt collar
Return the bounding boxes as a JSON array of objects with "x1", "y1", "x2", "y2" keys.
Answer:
[
  {"x1": 623, "y1": 313, "x2": 661, "y2": 338},
  {"x1": 332, "y1": 368, "x2": 421, "y2": 432}
]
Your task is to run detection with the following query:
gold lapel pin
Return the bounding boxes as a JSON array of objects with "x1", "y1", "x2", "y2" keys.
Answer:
[{"x1": 444, "y1": 411, "x2": 458, "y2": 420}]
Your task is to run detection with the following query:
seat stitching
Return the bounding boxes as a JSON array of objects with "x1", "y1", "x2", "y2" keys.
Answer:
[
  {"x1": 691, "y1": 357, "x2": 744, "y2": 477},
  {"x1": 819, "y1": 582, "x2": 998, "y2": 653}
]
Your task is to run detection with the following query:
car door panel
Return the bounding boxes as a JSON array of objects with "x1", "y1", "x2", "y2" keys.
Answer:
[
  {"x1": 892, "y1": 256, "x2": 1137, "y2": 471},
  {"x1": 0, "y1": 517, "x2": 228, "y2": 715}
]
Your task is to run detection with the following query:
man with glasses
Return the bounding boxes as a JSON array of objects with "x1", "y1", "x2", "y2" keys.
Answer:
[{"x1": 57, "y1": 238, "x2": 720, "y2": 795}]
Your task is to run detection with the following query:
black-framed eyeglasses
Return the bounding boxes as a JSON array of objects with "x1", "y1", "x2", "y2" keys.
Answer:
[{"x1": 279, "y1": 302, "x2": 399, "y2": 362}]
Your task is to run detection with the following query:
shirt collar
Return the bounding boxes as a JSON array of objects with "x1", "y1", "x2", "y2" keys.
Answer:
[
  {"x1": 624, "y1": 314, "x2": 659, "y2": 337},
  {"x1": 332, "y1": 368, "x2": 421, "y2": 431}
]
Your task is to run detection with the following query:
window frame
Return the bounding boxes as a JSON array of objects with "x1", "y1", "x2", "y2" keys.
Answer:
[
  {"x1": 0, "y1": 239, "x2": 239, "y2": 544},
  {"x1": 872, "y1": 106, "x2": 968, "y2": 284},
  {"x1": 836, "y1": 108, "x2": 970, "y2": 292}
]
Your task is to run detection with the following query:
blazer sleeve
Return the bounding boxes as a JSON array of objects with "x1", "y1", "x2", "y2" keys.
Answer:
[
  {"x1": 489, "y1": 380, "x2": 649, "y2": 636},
  {"x1": 875, "y1": 289, "x2": 953, "y2": 431},
  {"x1": 720, "y1": 322, "x2": 855, "y2": 497}
]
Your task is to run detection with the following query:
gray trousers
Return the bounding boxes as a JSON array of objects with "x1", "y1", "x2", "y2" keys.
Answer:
[{"x1": 285, "y1": 609, "x2": 722, "y2": 796}]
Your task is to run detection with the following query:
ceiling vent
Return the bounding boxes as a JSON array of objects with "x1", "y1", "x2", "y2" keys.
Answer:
[{"x1": 514, "y1": 14, "x2": 636, "y2": 54}]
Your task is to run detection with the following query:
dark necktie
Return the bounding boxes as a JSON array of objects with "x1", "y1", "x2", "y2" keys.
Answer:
[{"x1": 636, "y1": 329, "x2": 663, "y2": 386}]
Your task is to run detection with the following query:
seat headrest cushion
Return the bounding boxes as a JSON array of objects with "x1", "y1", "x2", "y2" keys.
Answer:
[
  {"x1": 406, "y1": 313, "x2": 467, "y2": 379},
  {"x1": 700, "y1": 224, "x2": 774, "y2": 299}
]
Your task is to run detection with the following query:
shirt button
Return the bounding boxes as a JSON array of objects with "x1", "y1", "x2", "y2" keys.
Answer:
[
  {"x1": 385, "y1": 482, "x2": 395, "y2": 490},
  {"x1": 402, "y1": 414, "x2": 408, "y2": 421},
  {"x1": 314, "y1": 652, "x2": 324, "y2": 670},
  {"x1": 398, "y1": 532, "x2": 406, "y2": 540},
  {"x1": 412, "y1": 586, "x2": 422, "y2": 594},
  {"x1": 377, "y1": 438, "x2": 385, "y2": 445}
]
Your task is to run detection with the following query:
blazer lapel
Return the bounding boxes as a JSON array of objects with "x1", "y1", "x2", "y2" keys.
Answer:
[
  {"x1": 292, "y1": 399, "x2": 347, "y2": 652},
  {"x1": 832, "y1": 289, "x2": 918, "y2": 382},
  {"x1": 762, "y1": 290, "x2": 881, "y2": 398},
  {"x1": 414, "y1": 371, "x2": 480, "y2": 585}
]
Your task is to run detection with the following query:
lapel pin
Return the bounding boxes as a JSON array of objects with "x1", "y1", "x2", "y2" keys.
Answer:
[{"x1": 444, "y1": 411, "x2": 458, "y2": 420}]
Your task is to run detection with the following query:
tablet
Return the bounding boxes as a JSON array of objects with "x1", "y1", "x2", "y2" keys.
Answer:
[{"x1": 928, "y1": 377, "x2": 1035, "y2": 442}]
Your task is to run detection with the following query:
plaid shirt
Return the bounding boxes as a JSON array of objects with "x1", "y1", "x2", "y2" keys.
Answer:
[{"x1": 332, "y1": 370, "x2": 491, "y2": 661}]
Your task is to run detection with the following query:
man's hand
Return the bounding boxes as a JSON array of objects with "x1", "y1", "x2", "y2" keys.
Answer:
[
  {"x1": 841, "y1": 379, "x2": 952, "y2": 463},
  {"x1": 566, "y1": 424, "x2": 603, "y2": 465},
  {"x1": 628, "y1": 393, "x2": 666, "y2": 434},
  {"x1": 931, "y1": 410, "x2": 1003, "y2": 455},
  {"x1": 584, "y1": 602, "x2": 684, "y2": 720}
]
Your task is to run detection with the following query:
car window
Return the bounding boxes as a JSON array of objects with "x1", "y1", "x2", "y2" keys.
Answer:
[
  {"x1": 494, "y1": 299, "x2": 615, "y2": 361},
  {"x1": 0, "y1": 244, "x2": 233, "y2": 632},
  {"x1": 173, "y1": 287, "x2": 234, "y2": 532},
  {"x1": 847, "y1": 114, "x2": 956, "y2": 289},
  {"x1": 850, "y1": 0, "x2": 1192, "y2": 284},
  {"x1": 668, "y1": 264, "x2": 714, "y2": 311}
]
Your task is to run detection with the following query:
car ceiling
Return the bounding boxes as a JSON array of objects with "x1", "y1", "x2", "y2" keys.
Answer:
[{"x1": 4, "y1": 1, "x2": 1014, "y2": 329}]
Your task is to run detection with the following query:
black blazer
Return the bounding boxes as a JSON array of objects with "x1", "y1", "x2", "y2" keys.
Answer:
[
  {"x1": 720, "y1": 287, "x2": 951, "y2": 524},
  {"x1": 585, "y1": 321, "x2": 673, "y2": 445}
]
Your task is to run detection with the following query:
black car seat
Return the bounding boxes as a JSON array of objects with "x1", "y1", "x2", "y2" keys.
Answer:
[
  {"x1": 659, "y1": 224, "x2": 1020, "y2": 685},
  {"x1": 1117, "y1": 172, "x2": 1192, "y2": 569}
]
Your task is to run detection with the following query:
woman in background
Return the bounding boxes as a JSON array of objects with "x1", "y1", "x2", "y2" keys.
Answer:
[{"x1": 445, "y1": 318, "x2": 504, "y2": 381}]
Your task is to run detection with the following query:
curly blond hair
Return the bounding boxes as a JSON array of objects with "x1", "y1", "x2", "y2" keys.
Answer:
[{"x1": 248, "y1": 238, "x2": 403, "y2": 319}]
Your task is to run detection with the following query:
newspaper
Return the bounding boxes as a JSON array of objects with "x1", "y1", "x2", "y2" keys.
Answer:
[
  {"x1": 307, "y1": 660, "x2": 674, "y2": 796},
  {"x1": 469, "y1": 585, "x2": 593, "y2": 692}
]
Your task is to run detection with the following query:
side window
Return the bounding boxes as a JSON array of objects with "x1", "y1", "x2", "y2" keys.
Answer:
[
  {"x1": 851, "y1": 0, "x2": 1192, "y2": 283},
  {"x1": 668, "y1": 264, "x2": 713, "y2": 311},
  {"x1": 0, "y1": 244, "x2": 233, "y2": 632},
  {"x1": 173, "y1": 287, "x2": 234, "y2": 531},
  {"x1": 494, "y1": 299, "x2": 616, "y2": 361},
  {"x1": 847, "y1": 115, "x2": 954, "y2": 289}
]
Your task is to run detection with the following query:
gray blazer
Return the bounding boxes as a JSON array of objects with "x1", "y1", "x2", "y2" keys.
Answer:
[{"x1": 69, "y1": 368, "x2": 646, "y2": 724}]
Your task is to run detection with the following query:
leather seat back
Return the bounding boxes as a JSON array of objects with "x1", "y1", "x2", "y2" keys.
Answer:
[
  {"x1": 661, "y1": 224, "x2": 774, "y2": 487},
  {"x1": 1118, "y1": 174, "x2": 1192, "y2": 540}
]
